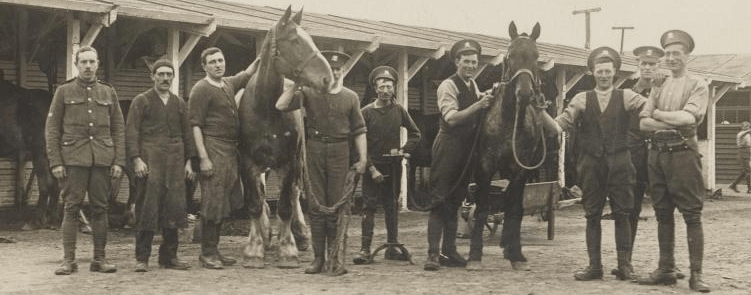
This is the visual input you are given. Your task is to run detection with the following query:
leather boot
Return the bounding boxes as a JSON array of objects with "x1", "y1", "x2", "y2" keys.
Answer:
[
  {"x1": 353, "y1": 235, "x2": 372, "y2": 265},
  {"x1": 213, "y1": 222, "x2": 236, "y2": 266},
  {"x1": 686, "y1": 214, "x2": 710, "y2": 292},
  {"x1": 305, "y1": 218, "x2": 325, "y2": 274},
  {"x1": 575, "y1": 218, "x2": 602, "y2": 281},
  {"x1": 638, "y1": 215, "x2": 677, "y2": 285},
  {"x1": 326, "y1": 219, "x2": 347, "y2": 276},
  {"x1": 199, "y1": 220, "x2": 223, "y2": 269},
  {"x1": 423, "y1": 252, "x2": 440, "y2": 271},
  {"x1": 56, "y1": 216, "x2": 78, "y2": 275},
  {"x1": 615, "y1": 251, "x2": 633, "y2": 280},
  {"x1": 91, "y1": 210, "x2": 116, "y2": 273},
  {"x1": 159, "y1": 229, "x2": 190, "y2": 270},
  {"x1": 90, "y1": 258, "x2": 117, "y2": 273},
  {"x1": 55, "y1": 260, "x2": 78, "y2": 275},
  {"x1": 440, "y1": 210, "x2": 466, "y2": 267}
]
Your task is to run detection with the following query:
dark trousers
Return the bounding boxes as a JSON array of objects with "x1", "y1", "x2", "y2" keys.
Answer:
[
  {"x1": 729, "y1": 153, "x2": 751, "y2": 189},
  {"x1": 361, "y1": 162, "x2": 401, "y2": 243},
  {"x1": 135, "y1": 229, "x2": 179, "y2": 262},
  {"x1": 60, "y1": 166, "x2": 111, "y2": 261}
]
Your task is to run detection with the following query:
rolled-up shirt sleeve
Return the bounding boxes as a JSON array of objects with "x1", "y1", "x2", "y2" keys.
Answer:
[
  {"x1": 554, "y1": 92, "x2": 586, "y2": 132},
  {"x1": 188, "y1": 86, "x2": 209, "y2": 128},
  {"x1": 437, "y1": 80, "x2": 459, "y2": 121},
  {"x1": 623, "y1": 89, "x2": 647, "y2": 112},
  {"x1": 682, "y1": 78, "x2": 709, "y2": 123}
]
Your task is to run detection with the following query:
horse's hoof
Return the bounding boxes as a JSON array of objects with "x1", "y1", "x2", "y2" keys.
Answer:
[
  {"x1": 511, "y1": 261, "x2": 531, "y2": 271},
  {"x1": 241, "y1": 257, "x2": 265, "y2": 269},
  {"x1": 277, "y1": 257, "x2": 299, "y2": 269},
  {"x1": 465, "y1": 260, "x2": 484, "y2": 271}
]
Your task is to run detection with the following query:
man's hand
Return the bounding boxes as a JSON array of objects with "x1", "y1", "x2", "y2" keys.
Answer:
[
  {"x1": 370, "y1": 168, "x2": 385, "y2": 183},
  {"x1": 476, "y1": 93, "x2": 493, "y2": 109},
  {"x1": 185, "y1": 159, "x2": 196, "y2": 181},
  {"x1": 110, "y1": 165, "x2": 123, "y2": 179},
  {"x1": 200, "y1": 157, "x2": 214, "y2": 177},
  {"x1": 133, "y1": 157, "x2": 149, "y2": 178},
  {"x1": 352, "y1": 161, "x2": 367, "y2": 175},
  {"x1": 52, "y1": 165, "x2": 66, "y2": 180}
]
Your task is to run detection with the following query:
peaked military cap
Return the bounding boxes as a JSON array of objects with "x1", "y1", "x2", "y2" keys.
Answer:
[
  {"x1": 633, "y1": 46, "x2": 664, "y2": 63},
  {"x1": 450, "y1": 39, "x2": 481, "y2": 60},
  {"x1": 587, "y1": 46, "x2": 621, "y2": 71},
  {"x1": 369, "y1": 65, "x2": 398, "y2": 86},
  {"x1": 321, "y1": 51, "x2": 351, "y2": 68},
  {"x1": 660, "y1": 29, "x2": 695, "y2": 53}
]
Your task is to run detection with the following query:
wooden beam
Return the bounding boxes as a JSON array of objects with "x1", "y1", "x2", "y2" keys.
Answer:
[
  {"x1": 712, "y1": 83, "x2": 733, "y2": 104},
  {"x1": 16, "y1": 7, "x2": 28, "y2": 87},
  {"x1": 566, "y1": 71, "x2": 585, "y2": 91},
  {"x1": 706, "y1": 86, "x2": 716, "y2": 190},
  {"x1": 81, "y1": 23, "x2": 103, "y2": 47},
  {"x1": 220, "y1": 32, "x2": 250, "y2": 49},
  {"x1": 614, "y1": 75, "x2": 629, "y2": 89},
  {"x1": 82, "y1": 9, "x2": 118, "y2": 27},
  {"x1": 342, "y1": 50, "x2": 365, "y2": 78},
  {"x1": 473, "y1": 64, "x2": 488, "y2": 79},
  {"x1": 116, "y1": 24, "x2": 153, "y2": 71},
  {"x1": 178, "y1": 34, "x2": 202, "y2": 67},
  {"x1": 27, "y1": 14, "x2": 62, "y2": 63},
  {"x1": 4, "y1": 0, "x2": 115, "y2": 14},
  {"x1": 397, "y1": 49, "x2": 409, "y2": 211},
  {"x1": 359, "y1": 35, "x2": 381, "y2": 53},
  {"x1": 407, "y1": 56, "x2": 429, "y2": 81},
  {"x1": 66, "y1": 12, "x2": 81, "y2": 79},
  {"x1": 409, "y1": 46, "x2": 446, "y2": 60},
  {"x1": 162, "y1": 20, "x2": 216, "y2": 38},
  {"x1": 342, "y1": 36, "x2": 381, "y2": 77},
  {"x1": 167, "y1": 28, "x2": 180, "y2": 94}
]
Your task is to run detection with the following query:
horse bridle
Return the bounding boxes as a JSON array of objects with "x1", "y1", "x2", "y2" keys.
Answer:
[{"x1": 269, "y1": 26, "x2": 320, "y2": 81}]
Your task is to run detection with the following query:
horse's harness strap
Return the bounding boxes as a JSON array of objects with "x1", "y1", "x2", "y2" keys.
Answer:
[{"x1": 270, "y1": 27, "x2": 320, "y2": 81}]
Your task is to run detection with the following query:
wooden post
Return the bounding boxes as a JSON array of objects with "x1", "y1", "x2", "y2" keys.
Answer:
[
  {"x1": 66, "y1": 12, "x2": 81, "y2": 80},
  {"x1": 167, "y1": 28, "x2": 180, "y2": 94},
  {"x1": 397, "y1": 49, "x2": 409, "y2": 211},
  {"x1": 572, "y1": 7, "x2": 601, "y2": 49},
  {"x1": 16, "y1": 8, "x2": 28, "y2": 87},
  {"x1": 706, "y1": 85, "x2": 716, "y2": 191},
  {"x1": 611, "y1": 26, "x2": 634, "y2": 54},
  {"x1": 555, "y1": 68, "x2": 566, "y2": 188}
]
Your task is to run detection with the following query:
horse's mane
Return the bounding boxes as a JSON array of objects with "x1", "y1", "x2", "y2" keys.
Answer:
[{"x1": 251, "y1": 24, "x2": 285, "y2": 116}]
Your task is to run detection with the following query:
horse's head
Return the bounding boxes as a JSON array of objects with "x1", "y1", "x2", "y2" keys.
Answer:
[
  {"x1": 505, "y1": 22, "x2": 546, "y2": 108},
  {"x1": 270, "y1": 6, "x2": 334, "y2": 93}
]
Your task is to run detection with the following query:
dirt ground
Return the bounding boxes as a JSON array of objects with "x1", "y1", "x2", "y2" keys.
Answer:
[{"x1": 1, "y1": 190, "x2": 750, "y2": 295}]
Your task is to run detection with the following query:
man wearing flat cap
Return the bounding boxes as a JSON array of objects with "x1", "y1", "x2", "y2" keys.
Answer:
[
  {"x1": 542, "y1": 46, "x2": 647, "y2": 281},
  {"x1": 126, "y1": 59, "x2": 197, "y2": 272},
  {"x1": 277, "y1": 50, "x2": 368, "y2": 276},
  {"x1": 352, "y1": 66, "x2": 421, "y2": 265},
  {"x1": 637, "y1": 30, "x2": 710, "y2": 292},
  {"x1": 423, "y1": 39, "x2": 493, "y2": 271}
]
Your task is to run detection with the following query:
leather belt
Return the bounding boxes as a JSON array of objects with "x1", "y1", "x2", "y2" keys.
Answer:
[
  {"x1": 307, "y1": 133, "x2": 347, "y2": 143},
  {"x1": 651, "y1": 141, "x2": 690, "y2": 153}
]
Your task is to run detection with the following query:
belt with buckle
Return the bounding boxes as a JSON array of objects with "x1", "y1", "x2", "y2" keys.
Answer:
[
  {"x1": 307, "y1": 132, "x2": 347, "y2": 143},
  {"x1": 651, "y1": 141, "x2": 690, "y2": 153}
]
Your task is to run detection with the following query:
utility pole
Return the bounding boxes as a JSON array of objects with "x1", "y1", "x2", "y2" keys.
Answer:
[
  {"x1": 573, "y1": 7, "x2": 601, "y2": 49},
  {"x1": 612, "y1": 26, "x2": 635, "y2": 54}
]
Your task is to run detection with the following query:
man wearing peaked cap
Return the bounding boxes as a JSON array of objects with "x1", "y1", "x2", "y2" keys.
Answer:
[
  {"x1": 637, "y1": 30, "x2": 711, "y2": 292},
  {"x1": 425, "y1": 38, "x2": 493, "y2": 272},
  {"x1": 353, "y1": 65, "x2": 421, "y2": 265},
  {"x1": 660, "y1": 29, "x2": 695, "y2": 53},
  {"x1": 276, "y1": 50, "x2": 367, "y2": 276},
  {"x1": 541, "y1": 45, "x2": 648, "y2": 281}
]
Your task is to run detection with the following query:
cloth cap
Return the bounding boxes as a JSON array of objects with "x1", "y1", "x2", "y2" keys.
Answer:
[
  {"x1": 450, "y1": 39, "x2": 481, "y2": 60},
  {"x1": 587, "y1": 46, "x2": 621, "y2": 71},
  {"x1": 321, "y1": 51, "x2": 351, "y2": 69},
  {"x1": 151, "y1": 59, "x2": 174, "y2": 74},
  {"x1": 660, "y1": 30, "x2": 695, "y2": 53},
  {"x1": 633, "y1": 46, "x2": 665, "y2": 63},
  {"x1": 369, "y1": 65, "x2": 398, "y2": 85}
]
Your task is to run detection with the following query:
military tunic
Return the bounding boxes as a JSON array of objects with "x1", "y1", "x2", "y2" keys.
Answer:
[
  {"x1": 188, "y1": 72, "x2": 251, "y2": 222},
  {"x1": 126, "y1": 88, "x2": 195, "y2": 231}
]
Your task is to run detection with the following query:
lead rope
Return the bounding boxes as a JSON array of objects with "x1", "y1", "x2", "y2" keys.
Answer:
[{"x1": 511, "y1": 93, "x2": 548, "y2": 170}]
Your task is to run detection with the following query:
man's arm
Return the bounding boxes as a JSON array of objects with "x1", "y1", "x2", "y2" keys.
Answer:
[
  {"x1": 227, "y1": 58, "x2": 260, "y2": 93},
  {"x1": 109, "y1": 90, "x2": 126, "y2": 178},
  {"x1": 353, "y1": 132, "x2": 367, "y2": 174},
  {"x1": 400, "y1": 106, "x2": 422, "y2": 154},
  {"x1": 651, "y1": 109, "x2": 697, "y2": 126},
  {"x1": 275, "y1": 79, "x2": 302, "y2": 111},
  {"x1": 45, "y1": 87, "x2": 66, "y2": 178},
  {"x1": 444, "y1": 94, "x2": 492, "y2": 127},
  {"x1": 125, "y1": 95, "x2": 147, "y2": 178},
  {"x1": 640, "y1": 117, "x2": 677, "y2": 132},
  {"x1": 192, "y1": 126, "x2": 213, "y2": 177}
]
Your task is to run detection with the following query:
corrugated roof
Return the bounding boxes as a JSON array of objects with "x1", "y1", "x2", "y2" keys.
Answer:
[
  {"x1": 1, "y1": 0, "x2": 743, "y2": 84},
  {"x1": 688, "y1": 54, "x2": 751, "y2": 85}
]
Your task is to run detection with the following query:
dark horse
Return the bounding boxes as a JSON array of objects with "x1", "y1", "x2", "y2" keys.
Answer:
[
  {"x1": 0, "y1": 78, "x2": 60, "y2": 229},
  {"x1": 468, "y1": 22, "x2": 552, "y2": 270},
  {"x1": 238, "y1": 7, "x2": 334, "y2": 268}
]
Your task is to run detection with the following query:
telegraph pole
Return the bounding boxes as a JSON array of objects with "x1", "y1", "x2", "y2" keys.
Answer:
[
  {"x1": 612, "y1": 26, "x2": 635, "y2": 54},
  {"x1": 573, "y1": 7, "x2": 601, "y2": 49}
]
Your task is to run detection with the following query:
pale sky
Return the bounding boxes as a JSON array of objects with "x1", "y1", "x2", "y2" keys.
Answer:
[{"x1": 237, "y1": 0, "x2": 751, "y2": 55}]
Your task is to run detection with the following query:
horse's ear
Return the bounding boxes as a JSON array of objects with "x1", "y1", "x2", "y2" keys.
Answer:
[
  {"x1": 291, "y1": 7, "x2": 303, "y2": 25},
  {"x1": 280, "y1": 5, "x2": 292, "y2": 26},
  {"x1": 530, "y1": 22, "x2": 541, "y2": 41},
  {"x1": 509, "y1": 21, "x2": 519, "y2": 39}
]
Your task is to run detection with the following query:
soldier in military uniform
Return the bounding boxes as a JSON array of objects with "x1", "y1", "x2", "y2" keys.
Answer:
[
  {"x1": 46, "y1": 46, "x2": 125, "y2": 275},
  {"x1": 353, "y1": 66, "x2": 421, "y2": 264},
  {"x1": 611, "y1": 46, "x2": 665, "y2": 279},
  {"x1": 637, "y1": 30, "x2": 711, "y2": 292},
  {"x1": 542, "y1": 47, "x2": 647, "y2": 281},
  {"x1": 424, "y1": 39, "x2": 493, "y2": 271},
  {"x1": 276, "y1": 51, "x2": 368, "y2": 276},
  {"x1": 126, "y1": 59, "x2": 196, "y2": 272}
]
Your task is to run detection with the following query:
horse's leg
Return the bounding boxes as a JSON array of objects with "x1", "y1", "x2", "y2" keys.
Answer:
[
  {"x1": 467, "y1": 162, "x2": 494, "y2": 270},
  {"x1": 241, "y1": 160, "x2": 269, "y2": 269},
  {"x1": 276, "y1": 165, "x2": 301, "y2": 268},
  {"x1": 502, "y1": 172, "x2": 530, "y2": 271},
  {"x1": 290, "y1": 188, "x2": 309, "y2": 251}
]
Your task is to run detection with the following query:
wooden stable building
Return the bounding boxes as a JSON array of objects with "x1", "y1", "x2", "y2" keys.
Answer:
[{"x1": 0, "y1": 0, "x2": 743, "y2": 209}]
